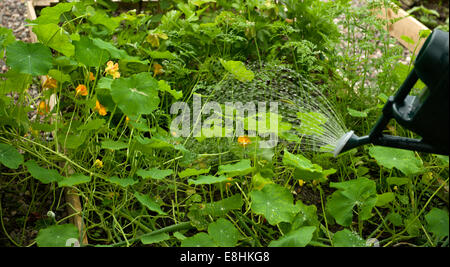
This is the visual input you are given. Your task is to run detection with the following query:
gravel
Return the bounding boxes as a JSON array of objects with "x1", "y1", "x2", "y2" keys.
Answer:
[{"x1": 0, "y1": 0, "x2": 33, "y2": 73}]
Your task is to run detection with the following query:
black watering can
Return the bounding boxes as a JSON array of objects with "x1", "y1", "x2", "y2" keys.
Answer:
[{"x1": 333, "y1": 29, "x2": 449, "y2": 157}]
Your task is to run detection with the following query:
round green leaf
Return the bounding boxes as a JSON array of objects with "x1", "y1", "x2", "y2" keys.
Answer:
[
  {"x1": 207, "y1": 218, "x2": 241, "y2": 247},
  {"x1": 369, "y1": 146, "x2": 424, "y2": 176},
  {"x1": 332, "y1": 229, "x2": 367, "y2": 247},
  {"x1": 24, "y1": 160, "x2": 64, "y2": 184},
  {"x1": 74, "y1": 36, "x2": 109, "y2": 67},
  {"x1": 0, "y1": 143, "x2": 24, "y2": 169},
  {"x1": 269, "y1": 226, "x2": 316, "y2": 247},
  {"x1": 32, "y1": 23, "x2": 74, "y2": 57},
  {"x1": 6, "y1": 41, "x2": 53, "y2": 76},
  {"x1": 249, "y1": 183, "x2": 300, "y2": 225},
  {"x1": 425, "y1": 208, "x2": 449, "y2": 239},
  {"x1": 110, "y1": 72, "x2": 160, "y2": 117},
  {"x1": 36, "y1": 224, "x2": 79, "y2": 247},
  {"x1": 181, "y1": 232, "x2": 217, "y2": 247}
]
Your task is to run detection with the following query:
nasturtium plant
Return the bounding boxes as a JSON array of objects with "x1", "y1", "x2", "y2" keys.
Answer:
[
  {"x1": 0, "y1": 143, "x2": 24, "y2": 169},
  {"x1": 283, "y1": 150, "x2": 336, "y2": 181},
  {"x1": 110, "y1": 72, "x2": 160, "y2": 117},
  {"x1": 137, "y1": 168, "x2": 174, "y2": 180},
  {"x1": 425, "y1": 208, "x2": 449, "y2": 239},
  {"x1": 58, "y1": 174, "x2": 91, "y2": 187},
  {"x1": 24, "y1": 160, "x2": 64, "y2": 184},
  {"x1": 219, "y1": 59, "x2": 255, "y2": 82},
  {"x1": 106, "y1": 176, "x2": 138, "y2": 188},
  {"x1": 250, "y1": 183, "x2": 300, "y2": 225},
  {"x1": 201, "y1": 194, "x2": 243, "y2": 217},
  {"x1": 369, "y1": 146, "x2": 424, "y2": 176},
  {"x1": 134, "y1": 192, "x2": 167, "y2": 215},
  {"x1": 74, "y1": 36, "x2": 110, "y2": 67},
  {"x1": 101, "y1": 140, "x2": 129, "y2": 150},
  {"x1": 6, "y1": 41, "x2": 53, "y2": 76},
  {"x1": 188, "y1": 175, "x2": 229, "y2": 185},
  {"x1": 36, "y1": 224, "x2": 79, "y2": 247},
  {"x1": 269, "y1": 226, "x2": 316, "y2": 247},
  {"x1": 31, "y1": 2, "x2": 75, "y2": 25},
  {"x1": 332, "y1": 229, "x2": 367, "y2": 247},
  {"x1": 32, "y1": 23, "x2": 75, "y2": 57},
  {"x1": 207, "y1": 218, "x2": 241, "y2": 247},
  {"x1": 326, "y1": 178, "x2": 377, "y2": 226},
  {"x1": 140, "y1": 233, "x2": 171, "y2": 245},
  {"x1": 178, "y1": 167, "x2": 211, "y2": 178},
  {"x1": 182, "y1": 218, "x2": 241, "y2": 247},
  {"x1": 217, "y1": 159, "x2": 253, "y2": 178}
]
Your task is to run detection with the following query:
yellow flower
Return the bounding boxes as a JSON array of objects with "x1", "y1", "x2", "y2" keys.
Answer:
[
  {"x1": 153, "y1": 63, "x2": 164, "y2": 77},
  {"x1": 38, "y1": 101, "x2": 50, "y2": 115},
  {"x1": 75, "y1": 84, "x2": 88, "y2": 96},
  {"x1": 299, "y1": 179, "x2": 305, "y2": 187},
  {"x1": 393, "y1": 186, "x2": 398, "y2": 191},
  {"x1": 42, "y1": 76, "x2": 58, "y2": 89},
  {"x1": 125, "y1": 116, "x2": 130, "y2": 123},
  {"x1": 94, "y1": 159, "x2": 103, "y2": 169},
  {"x1": 225, "y1": 177, "x2": 233, "y2": 191},
  {"x1": 94, "y1": 100, "x2": 108, "y2": 116},
  {"x1": 238, "y1": 135, "x2": 251, "y2": 147},
  {"x1": 104, "y1": 61, "x2": 120, "y2": 79},
  {"x1": 89, "y1": 72, "x2": 96, "y2": 81}
]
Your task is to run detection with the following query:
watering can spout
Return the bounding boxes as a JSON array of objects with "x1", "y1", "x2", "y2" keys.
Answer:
[{"x1": 333, "y1": 131, "x2": 370, "y2": 157}]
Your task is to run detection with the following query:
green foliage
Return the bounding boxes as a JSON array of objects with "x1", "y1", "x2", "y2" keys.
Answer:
[
  {"x1": 110, "y1": 72, "x2": 160, "y2": 117},
  {"x1": 326, "y1": 178, "x2": 377, "y2": 226},
  {"x1": 6, "y1": 41, "x2": 53, "y2": 75},
  {"x1": 36, "y1": 224, "x2": 79, "y2": 247},
  {"x1": 369, "y1": 147, "x2": 424, "y2": 176},
  {"x1": 0, "y1": 0, "x2": 447, "y2": 248},
  {"x1": 0, "y1": 143, "x2": 24, "y2": 169}
]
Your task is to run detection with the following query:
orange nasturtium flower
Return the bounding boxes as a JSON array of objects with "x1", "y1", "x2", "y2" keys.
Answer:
[
  {"x1": 104, "y1": 61, "x2": 120, "y2": 79},
  {"x1": 89, "y1": 72, "x2": 96, "y2": 81},
  {"x1": 94, "y1": 100, "x2": 108, "y2": 116},
  {"x1": 38, "y1": 101, "x2": 50, "y2": 115},
  {"x1": 75, "y1": 84, "x2": 88, "y2": 97},
  {"x1": 42, "y1": 76, "x2": 58, "y2": 89},
  {"x1": 225, "y1": 177, "x2": 233, "y2": 191},
  {"x1": 238, "y1": 135, "x2": 251, "y2": 147},
  {"x1": 153, "y1": 63, "x2": 164, "y2": 77}
]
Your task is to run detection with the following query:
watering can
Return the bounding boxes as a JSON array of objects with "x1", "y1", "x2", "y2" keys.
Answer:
[{"x1": 333, "y1": 29, "x2": 449, "y2": 157}]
